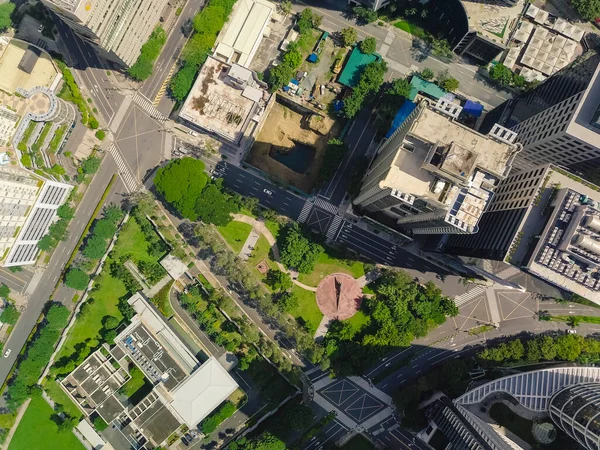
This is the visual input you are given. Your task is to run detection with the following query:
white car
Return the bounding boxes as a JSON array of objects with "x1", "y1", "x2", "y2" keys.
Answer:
[
  {"x1": 3, "y1": 349, "x2": 11, "y2": 358},
  {"x1": 567, "y1": 329, "x2": 577, "y2": 334},
  {"x1": 188, "y1": 130, "x2": 198, "y2": 137},
  {"x1": 263, "y1": 189, "x2": 273, "y2": 196},
  {"x1": 38, "y1": 24, "x2": 44, "y2": 33}
]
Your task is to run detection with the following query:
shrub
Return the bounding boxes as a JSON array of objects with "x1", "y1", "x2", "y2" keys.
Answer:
[
  {"x1": 95, "y1": 130, "x2": 106, "y2": 140},
  {"x1": 201, "y1": 401, "x2": 236, "y2": 434}
]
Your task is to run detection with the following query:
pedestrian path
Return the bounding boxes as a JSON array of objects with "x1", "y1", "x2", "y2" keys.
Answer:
[
  {"x1": 454, "y1": 286, "x2": 486, "y2": 307},
  {"x1": 132, "y1": 91, "x2": 167, "y2": 121},
  {"x1": 485, "y1": 287, "x2": 502, "y2": 326},
  {"x1": 108, "y1": 143, "x2": 140, "y2": 193},
  {"x1": 110, "y1": 95, "x2": 132, "y2": 133}
]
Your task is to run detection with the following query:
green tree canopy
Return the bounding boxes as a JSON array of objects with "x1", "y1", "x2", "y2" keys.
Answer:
[
  {"x1": 0, "y1": 283, "x2": 10, "y2": 298},
  {"x1": 83, "y1": 235, "x2": 109, "y2": 259},
  {"x1": 278, "y1": 223, "x2": 324, "y2": 274},
  {"x1": 65, "y1": 268, "x2": 90, "y2": 290},
  {"x1": 0, "y1": 305, "x2": 20, "y2": 325},
  {"x1": 194, "y1": 183, "x2": 238, "y2": 226},
  {"x1": 0, "y1": 2, "x2": 15, "y2": 32},
  {"x1": 420, "y1": 68, "x2": 434, "y2": 81},
  {"x1": 359, "y1": 37, "x2": 377, "y2": 55},
  {"x1": 340, "y1": 27, "x2": 358, "y2": 47},
  {"x1": 571, "y1": 0, "x2": 600, "y2": 20},
  {"x1": 57, "y1": 204, "x2": 75, "y2": 220},
  {"x1": 489, "y1": 63, "x2": 513, "y2": 86},
  {"x1": 128, "y1": 27, "x2": 167, "y2": 81},
  {"x1": 154, "y1": 157, "x2": 208, "y2": 220},
  {"x1": 265, "y1": 269, "x2": 293, "y2": 292},
  {"x1": 170, "y1": 62, "x2": 199, "y2": 101},
  {"x1": 81, "y1": 156, "x2": 100, "y2": 174}
]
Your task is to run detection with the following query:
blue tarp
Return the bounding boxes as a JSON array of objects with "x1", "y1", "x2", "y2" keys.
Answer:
[
  {"x1": 333, "y1": 100, "x2": 344, "y2": 112},
  {"x1": 464, "y1": 100, "x2": 484, "y2": 117},
  {"x1": 385, "y1": 100, "x2": 417, "y2": 138},
  {"x1": 290, "y1": 78, "x2": 299, "y2": 85},
  {"x1": 307, "y1": 53, "x2": 318, "y2": 63}
]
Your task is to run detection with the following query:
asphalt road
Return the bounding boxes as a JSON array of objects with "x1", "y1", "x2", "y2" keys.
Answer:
[
  {"x1": 0, "y1": 157, "x2": 119, "y2": 385},
  {"x1": 140, "y1": 0, "x2": 206, "y2": 103}
]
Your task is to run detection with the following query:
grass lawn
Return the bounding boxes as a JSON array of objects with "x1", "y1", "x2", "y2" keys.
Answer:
[
  {"x1": 247, "y1": 235, "x2": 277, "y2": 276},
  {"x1": 56, "y1": 271, "x2": 126, "y2": 360},
  {"x1": 8, "y1": 396, "x2": 85, "y2": 450},
  {"x1": 394, "y1": 20, "x2": 429, "y2": 40},
  {"x1": 264, "y1": 219, "x2": 282, "y2": 240},
  {"x1": 43, "y1": 379, "x2": 83, "y2": 421},
  {"x1": 111, "y1": 218, "x2": 159, "y2": 264},
  {"x1": 346, "y1": 310, "x2": 370, "y2": 333},
  {"x1": 297, "y1": 252, "x2": 365, "y2": 287},
  {"x1": 218, "y1": 220, "x2": 253, "y2": 254},
  {"x1": 290, "y1": 285, "x2": 323, "y2": 334}
]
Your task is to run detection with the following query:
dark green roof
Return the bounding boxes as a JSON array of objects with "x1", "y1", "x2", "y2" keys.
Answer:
[
  {"x1": 338, "y1": 47, "x2": 382, "y2": 88},
  {"x1": 408, "y1": 75, "x2": 447, "y2": 101}
]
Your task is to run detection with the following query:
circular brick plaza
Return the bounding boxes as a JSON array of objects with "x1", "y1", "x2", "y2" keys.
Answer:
[{"x1": 316, "y1": 273, "x2": 362, "y2": 320}]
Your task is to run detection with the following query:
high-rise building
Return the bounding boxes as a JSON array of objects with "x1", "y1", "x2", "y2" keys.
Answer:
[
  {"x1": 354, "y1": 98, "x2": 521, "y2": 235},
  {"x1": 42, "y1": 0, "x2": 169, "y2": 66},
  {"x1": 479, "y1": 50, "x2": 600, "y2": 176},
  {"x1": 445, "y1": 164, "x2": 600, "y2": 299},
  {"x1": 549, "y1": 383, "x2": 600, "y2": 450},
  {"x1": 0, "y1": 165, "x2": 72, "y2": 267}
]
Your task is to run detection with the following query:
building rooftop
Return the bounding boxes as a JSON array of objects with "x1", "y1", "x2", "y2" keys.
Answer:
[
  {"x1": 460, "y1": 0, "x2": 522, "y2": 46},
  {"x1": 0, "y1": 38, "x2": 59, "y2": 94},
  {"x1": 178, "y1": 56, "x2": 268, "y2": 145},
  {"x1": 407, "y1": 76, "x2": 446, "y2": 102},
  {"x1": 380, "y1": 100, "x2": 520, "y2": 232},
  {"x1": 214, "y1": 0, "x2": 275, "y2": 68},
  {"x1": 565, "y1": 63, "x2": 600, "y2": 148},
  {"x1": 338, "y1": 47, "x2": 381, "y2": 88},
  {"x1": 169, "y1": 357, "x2": 239, "y2": 428}
]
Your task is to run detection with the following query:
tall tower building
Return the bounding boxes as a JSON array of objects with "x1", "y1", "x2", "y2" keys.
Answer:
[
  {"x1": 549, "y1": 383, "x2": 600, "y2": 450},
  {"x1": 479, "y1": 50, "x2": 600, "y2": 176},
  {"x1": 354, "y1": 98, "x2": 521, "y2": 235},
  {"x1": 42, "y1": 0, "x2": 169, "y2": 66}
]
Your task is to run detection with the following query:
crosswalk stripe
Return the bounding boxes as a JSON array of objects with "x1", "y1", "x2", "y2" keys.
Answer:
[
  {"x1": 298, "y1": 201, "x2": 313, "y2": 223},
  {"x1": 108, "y1": 144, "x2": 140, "y2": 193},
  {"x1": 326, "y1": 215, "x2": 343, "y2": 240},
  {"x1": 454, "y1": 286, "x2": 486, "y2": 307},
  {"x1": 132, "y1": 92, "x2": 167, "y2": 121},
  {"x1": 315, "y1": 197, "x2": 338, "y2": 214}
]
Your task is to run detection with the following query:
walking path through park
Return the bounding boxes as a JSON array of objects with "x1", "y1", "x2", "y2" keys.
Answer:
[
  {"x1": 1, "y1": 398, "x2": 31, "y2": 450},
  {"x1": 233, "y1": 214, "x2": 317, "y2": 292}
]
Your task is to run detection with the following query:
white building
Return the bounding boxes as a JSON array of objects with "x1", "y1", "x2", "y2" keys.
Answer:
[
  {"x1": 42, "y1": 0, "x2": 169, "y2": 66},
  {"x1": 354, "y1": 98, "x2": 521, "y2": 235},
  {"x1": 0, "y1": 166, "x2": 72, "y2": 267},
  {"x1": 213, "y1": 0, "x2": 275, "y2": 68}
]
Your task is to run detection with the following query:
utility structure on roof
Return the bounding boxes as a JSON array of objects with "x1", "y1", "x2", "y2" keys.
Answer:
[
  {"x1": 354, "y1": 98, "x2": 521, "y2": 236},
  {"x1": 42, "y1": 0, "x2": 170, "y2": 66}
]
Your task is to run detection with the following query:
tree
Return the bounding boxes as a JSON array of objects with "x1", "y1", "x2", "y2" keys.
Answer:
[
  {"x1": 0, "y1": 284, "x2": 10, "y2": 299},
  {"x1": 0, "y1": 2, "x2": 15, "y2": 32},
  {"x1": 193, "y1": 6, "x2": 226, "y2": 35},
  {"x1": 571, "y1": 0, "x2": 600, "y2": 20},
  {"x1": 279, "y1": 223, "x2": 324, "y2": 273},
  {"x1": 282, "y1": 49, "x2": 302, "y2": 68},
  {"x1": 102, "y1": 315, "x2": 120, "y2": 330},
  {"x1": 420, "y1": 68, "x2": 434, "y2": 81},
  {"x1": 342, "y1": 60, "x2": 387, "y2": 118},
  {"x1": 266, "y1": 269, "x2": 293, "y2": 292},
  {"x1": 431, "y1": 38, "x2": 453, "y2": 59},
  {"x1": 58, "y1": 416, "x2": 78, "y2": 433},
  {"x1": 37, "y1": 235, "x2": 54, "y2": 251},
  {"x1": 194, "y1": 183, "x2": 239, "y2": 226},
  {"x1": 65, "y1": 268, "x2": 90, "y2": 290},
  {"x1": 267, "y1": 63, "x2": 294, "y2": 92},
  {"x1": 170, "y1": 62, "x2": 198, "y2": 101},
  {"x1": 353, "y1": 6, "x2": 378, "y2": 23},
  {"x1": 441, "y1": 77, "x2": 459, "y2": 92},
  {"x1": 298, "y1": 8, "x2": 315, "y2": 33},
  {"x1": 340, "y1": 27, "x2": 358, "y2": 47},
  {"x1": 88, "y1": 117, "x2": 99, "y2": 129},
  {"x1": 93, "y1": 219, "x2": 117, "y2": 240},
  {"x1": 57, "y1": 204, "x2": 75, "y2": 220},
  {"x1": 280, "y1": 0, "x2": 292, "y2": 15},
  {"x1": 0, "y1": 305, "x2": 20, "y2": 325},
  {"x1": 359, "y1": 37, "x2": 377, "y2": 55},
  {"x1": 154, "y1": 157, "x2": 208, "y2": 220},
  {"x1": 81, "y1": 156, "x2": 100, "y2": 174},
  {"x1": 489, "y1": 63, "x2": 513, "y2": 87},
  {"x1": 104, "y1": 204, "x2": 124, "y2": 223},
  {"x1": 128, "y1": 27, "x2": 167, "y2": 81},
  {"x1": 95, "y1": 130, "x2": 106, "y2": 140},
  {"x1": 83, "y1": 235, "x2": 108, "y2": 259}
]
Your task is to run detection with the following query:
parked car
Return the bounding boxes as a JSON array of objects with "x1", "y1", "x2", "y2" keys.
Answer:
[
  {"x1": 188, "y1": 130, "x2": 198, "y2": 137},
  {"x1": 567, "y1": 329, "x2": 577, "y2": 334},
  {"x1": 3, "y1": 349, "x2": 11, "y2": 358},
  {"x1": 263, "y1": 189, "x2": 273, "y2": 196}
]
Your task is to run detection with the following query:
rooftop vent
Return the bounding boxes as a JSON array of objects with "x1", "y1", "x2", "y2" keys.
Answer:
[{"x1": 488, "y1": 124, "x2": 518, "y2": 144}]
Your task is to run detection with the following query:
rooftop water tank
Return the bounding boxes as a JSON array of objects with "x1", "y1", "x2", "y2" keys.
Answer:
[
  {"x1": 574, "y1": 234, "x2": 600, "y2": 256},
  {"x1": 584, "y1": 215, "x2": 600, "y2": 234}
]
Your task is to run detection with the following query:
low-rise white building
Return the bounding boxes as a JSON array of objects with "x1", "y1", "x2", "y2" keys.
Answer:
[{"x1": 0, "y1": 165, "x2": 72, "y2": 267}]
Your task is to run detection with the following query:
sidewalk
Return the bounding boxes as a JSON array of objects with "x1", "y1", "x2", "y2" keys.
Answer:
[{"x1": 232, "y1": 214, "x2": 317, "y2": 292}]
